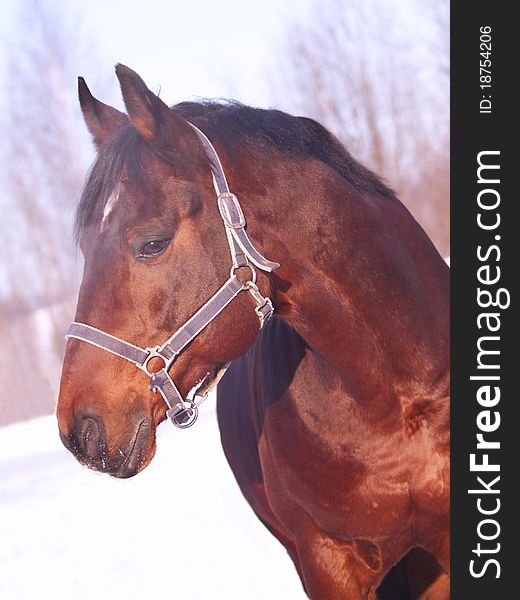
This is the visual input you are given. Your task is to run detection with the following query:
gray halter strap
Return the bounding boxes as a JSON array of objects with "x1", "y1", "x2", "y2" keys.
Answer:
[
  {"x1": 66, "y1": 123, "x2": 279, "y2": 428},
  {"x1": 189, "y1": 124, "x2": 279, "y2": 272}
]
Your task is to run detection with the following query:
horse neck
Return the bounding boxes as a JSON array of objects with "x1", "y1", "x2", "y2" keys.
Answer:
[{"x1": 232, "y1": 152, "x2": 450, "y2": 415}]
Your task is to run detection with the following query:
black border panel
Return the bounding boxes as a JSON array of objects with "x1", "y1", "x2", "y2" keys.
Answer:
[{"x1": 451, "y1": 3, "x2": 516, "y2": 598}]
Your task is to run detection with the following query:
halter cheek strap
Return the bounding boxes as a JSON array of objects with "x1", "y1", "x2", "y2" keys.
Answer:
[
  {"x1": 66, "y1": 123, "x2": 279, "y2": 428},
  {"x1": 189, "y1": 124, "x2": 279, "y2": 273}
]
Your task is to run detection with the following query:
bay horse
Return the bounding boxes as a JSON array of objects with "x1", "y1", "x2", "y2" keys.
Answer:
[{"x1": 57, "y1": 65, "x2": 450, "y2": 599}]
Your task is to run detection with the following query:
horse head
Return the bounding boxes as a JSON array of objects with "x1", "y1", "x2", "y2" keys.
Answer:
[{"x1": 57, "y1": 65, "x2": 275, "y2": 477}]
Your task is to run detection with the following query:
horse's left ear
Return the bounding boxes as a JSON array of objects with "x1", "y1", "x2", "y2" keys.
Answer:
[{"x1": 115, "y1": 63, "x2": 192, "y2": 144}]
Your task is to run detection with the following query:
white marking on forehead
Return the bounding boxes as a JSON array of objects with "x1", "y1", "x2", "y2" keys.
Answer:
[{"x1": 100, "y1": 183, "x2": 121, "y2": 232}]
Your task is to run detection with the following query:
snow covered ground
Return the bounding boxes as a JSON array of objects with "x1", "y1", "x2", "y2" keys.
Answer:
[{"x1": 0, "y1": 398, "x2": 305, "y2": 600}]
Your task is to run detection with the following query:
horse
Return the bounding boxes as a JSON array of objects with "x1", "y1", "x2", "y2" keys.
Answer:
[{"x1": 57, "y1": 65, "x2": 450, "y2": 599}]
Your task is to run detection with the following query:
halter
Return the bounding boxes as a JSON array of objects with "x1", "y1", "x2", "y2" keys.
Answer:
[{"x1": 66, "y1": 124, "x2": 279, "y2": 428}]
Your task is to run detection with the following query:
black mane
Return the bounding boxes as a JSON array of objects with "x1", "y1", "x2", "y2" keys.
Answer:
[
  {"x1": 173, "y1": 100, "x2": 394, "y2": 197},
  {"x1": 76, "y1": 101, "x2": 394, "y2": 238}
]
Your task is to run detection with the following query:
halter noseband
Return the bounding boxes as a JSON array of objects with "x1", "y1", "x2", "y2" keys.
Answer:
[{"x1": 66, "y1": 124, "x2": 279, "y2": 428}]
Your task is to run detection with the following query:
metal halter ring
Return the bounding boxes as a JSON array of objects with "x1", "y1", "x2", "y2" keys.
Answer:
[
  {"x1": 140, "y1": 346, "x2": 171, "y2": 377},
  {"x1": 231, "y1": 263, "x2": 257, "y2": 286}
]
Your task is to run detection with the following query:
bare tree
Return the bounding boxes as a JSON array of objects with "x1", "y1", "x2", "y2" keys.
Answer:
[
  {"x1": 408, "y1": 0, "x2": 450, "y2": 253},
  {"x1": 272, "y1": 0, "x2": 450, "y2": 255},
  {"x1": 0, "y1": 1, "x2": 104, "y2": 424}
]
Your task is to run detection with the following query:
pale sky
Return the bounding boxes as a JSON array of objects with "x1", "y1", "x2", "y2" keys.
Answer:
[
  {"x1": 0, "y1": 0, "x2": 425, "y2": 109},
  {"x1": 0, "y1": 0, "x2": 314, "y2": 109}
]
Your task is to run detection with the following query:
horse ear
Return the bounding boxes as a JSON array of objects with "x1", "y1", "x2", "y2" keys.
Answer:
[
  {"x1": 78, "y1": 77, "x2": 128, "y2": 150},
  {"x1": 114, "y1": 63, "x2": 189, "y2": 142}
]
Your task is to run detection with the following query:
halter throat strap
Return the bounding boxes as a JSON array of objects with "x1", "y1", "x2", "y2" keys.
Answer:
[{"x1": 66, "y1": 123, "x2": 279, "y2": 428}]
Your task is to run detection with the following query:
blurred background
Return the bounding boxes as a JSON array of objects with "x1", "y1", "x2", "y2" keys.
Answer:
[{"x1": 0, "y1": 1, "x2": 449, "y2": 597}]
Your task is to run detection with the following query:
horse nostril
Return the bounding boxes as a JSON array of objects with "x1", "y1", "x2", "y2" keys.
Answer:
[
  {"x1": 81, "y1": 417, "x2": 103, "y2": 459},
  {"x1": 65, "y1": 413, "x2": 107, "y2": 461}
]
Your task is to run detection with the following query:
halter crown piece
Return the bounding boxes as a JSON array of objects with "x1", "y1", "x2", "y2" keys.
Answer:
[{"x1": 66, "y1": 123, "x2": 279, "y2": 428}]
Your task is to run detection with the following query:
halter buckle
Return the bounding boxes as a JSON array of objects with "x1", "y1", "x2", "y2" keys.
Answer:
[
  {"x1": 218, "y1": 192, "x2": 246, "y2": 229},
  {"x1": 167, "y1": 402, "x2": 198, "y2": 428},
  {"x1": 255, "y1": 298, "x2": 274, "y2": 327},
  {"x1": 246, "y1": 281, "x2": 274, "y2": 328}
]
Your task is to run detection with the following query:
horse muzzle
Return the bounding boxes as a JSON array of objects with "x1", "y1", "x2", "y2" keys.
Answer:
[{"x1": 59, "y1": 411, "x2": 153, "y2": 478}]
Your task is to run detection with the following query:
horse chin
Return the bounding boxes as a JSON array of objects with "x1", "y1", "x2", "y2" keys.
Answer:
[{"x1": 111, "y1": 444, "x2": 155, "y2": 479}]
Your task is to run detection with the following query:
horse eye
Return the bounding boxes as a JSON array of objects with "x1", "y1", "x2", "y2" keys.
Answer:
[{"x1": 137, "y1": 239, "x2": 170, "y2": 259}]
